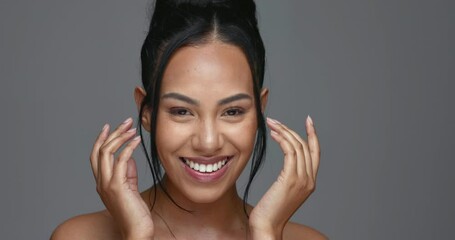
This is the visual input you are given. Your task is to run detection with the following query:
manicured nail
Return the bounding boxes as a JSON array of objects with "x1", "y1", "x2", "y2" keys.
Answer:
[
  {"x1": 101, "y1": 124, "x2": 108, "y2": 131},
  {"x1": 267, "y1": 117, "x2": 280, "y2": 124},
  {"x1": 133, "y1": 135, "x2": 141, "y2": 141},
  {"x1": 123, "y1": 117, "x2": 132, "y2": 124},
  {"x1": 127, "y1": 128, "x2": 137, "y2": 133},
  {"x1": 307, "y1": 115, "x2": 314, "y2": 126}
]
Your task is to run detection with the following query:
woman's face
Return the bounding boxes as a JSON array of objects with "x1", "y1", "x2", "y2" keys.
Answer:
[{"x1": 155, "y1": 41, "x2": 266, "y2": 203}]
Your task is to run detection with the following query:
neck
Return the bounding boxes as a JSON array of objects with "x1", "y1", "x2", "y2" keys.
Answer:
[{"x1": 146, "y1": 175, "x2": 249, "y2": 237}]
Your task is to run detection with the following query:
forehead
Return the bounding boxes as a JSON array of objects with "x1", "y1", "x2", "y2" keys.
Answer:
[{"x1": 160, "y1": 41, "x2": 253, "y2": 97}]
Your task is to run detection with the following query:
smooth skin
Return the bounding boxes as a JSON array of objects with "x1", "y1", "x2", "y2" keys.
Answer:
[{"x1": 51, "y1": 41, "x2": 326, "y2": 240}]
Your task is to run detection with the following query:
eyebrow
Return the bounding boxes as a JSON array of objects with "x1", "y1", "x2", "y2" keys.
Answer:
[
  {"x1": 161, "y1": 92, "x2": 252, "y2": 106},
  {"x1": 161, "y1": 92, "x2": 198, "y2": 105},
  {"x1": 217, "y1": 93, "x2": 252, "y2": 105}
]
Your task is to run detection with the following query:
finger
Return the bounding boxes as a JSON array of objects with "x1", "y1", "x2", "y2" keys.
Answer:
[
  {"x1": 112, "y1": 134, "x2": 140, "y2": 170},
  {"x1": 99, "y1": 127, "x2": 137, "y2": 186},
  {"x1": 113, "y1": 136, "x2": 141, "y2": 187},
  {"x1": 279, "y1": 121, "x2": 314, "y2": 179},
  {"x1": 306, "y1": 115, "x2": 321, "y2": 179},
  {"x1": 269, "y1": 129, "x2": 298, "y2": 176},
  {"x1": 267, "y1": 118, "x2": 304, "y2": 176},
  {"x1": 103, "y1": 117, "x2": 134, "y2": 146},
  {"x1": 267, "y1": 118, "x2": 308, "y2": 177},
  {"x1": 90, "y1": 123, "x2": 110, "y2": 180},
  {"x1": 98, "y1": 117, "x2": 132, "y2": 184}
]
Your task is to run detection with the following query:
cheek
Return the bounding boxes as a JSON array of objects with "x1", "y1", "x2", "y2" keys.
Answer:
[
  {"x1": 155, "y1": 117, "x2": 191, "y2": 158},
  {"x1": 224, "y1": 116, "x2": 258, "y2": 152}
]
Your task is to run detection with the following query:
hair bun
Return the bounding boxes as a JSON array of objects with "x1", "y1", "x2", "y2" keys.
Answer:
[
  {"x1": 165, "y1": 0, "x2": 234, "y2": 7},
  {"x1": 158, "y1": 0, "x2": 255, "y2": 12},
  {"x1": 161, "y1": 0, "x2": 257, "y2": 22}
]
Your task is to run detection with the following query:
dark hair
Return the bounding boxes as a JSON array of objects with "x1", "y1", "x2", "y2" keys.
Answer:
[{"x1": 137, "y1": 0, "x2": 266, "y2": 216}]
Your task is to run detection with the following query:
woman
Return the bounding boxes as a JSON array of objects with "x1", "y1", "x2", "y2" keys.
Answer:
[{"x1": 52, "y1": 0, "x2": 326, "y2": 239}]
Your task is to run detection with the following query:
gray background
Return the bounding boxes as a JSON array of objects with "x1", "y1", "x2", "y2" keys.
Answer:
[{"x1": 1, "y1": 0, "x2": 453, "y2": 239}]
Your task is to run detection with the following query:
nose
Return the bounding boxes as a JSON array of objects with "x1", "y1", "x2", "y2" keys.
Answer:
[{"x1": 191, "y1": 119, "x2": 223, "y2": 155}]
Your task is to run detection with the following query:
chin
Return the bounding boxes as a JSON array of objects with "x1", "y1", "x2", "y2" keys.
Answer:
[{"x1": 182, "y1": 186, "x2": 229, "y2": 204}]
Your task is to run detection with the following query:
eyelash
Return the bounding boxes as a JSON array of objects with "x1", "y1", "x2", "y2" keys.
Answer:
[
  {"x1": 222, "y1": 108, "x2": 245, "y2": 117},
  {"x1": 168, "y1": 107, "x2": 245, "y2": 117},
  {"x1": 169, "y1": 107, "x2": 192, "y2": 116}
]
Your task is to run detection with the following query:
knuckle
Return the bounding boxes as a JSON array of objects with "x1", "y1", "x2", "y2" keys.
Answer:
[
  {"x1": 119, "y1": 147, "x2": 132, "y2": 159},
  {"x1": 296, "y1": 176, "x2": 314, "y2": 191},
  {"x1": 293, "y1": 141, "x2": 303, "y2": 151},
  {"x1": 285, "y1": 148, "x2": 296, "y2": 156},
  {"x1": 99, "y1": 145, "x2": 113, "y2": 156},
  {"x1": 307, "y1": 181, "x2": 316, "y2": 192}
]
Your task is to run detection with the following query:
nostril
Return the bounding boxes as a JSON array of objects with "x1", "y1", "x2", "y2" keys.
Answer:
[{"x1": 191, "y1": 132, "x2": 222, "y2": 152}]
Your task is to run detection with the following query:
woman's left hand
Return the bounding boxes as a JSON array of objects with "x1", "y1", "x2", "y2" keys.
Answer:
[{"x1": 249, "y1": 116, "x2": 321, "y2": 239}]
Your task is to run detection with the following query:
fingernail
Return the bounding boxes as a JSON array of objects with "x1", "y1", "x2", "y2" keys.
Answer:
[
  {"x1": 133, "y1": 135, "x2": 141, "y2": 141},
  {"x1": 271, "y1": 130, "x2": 279, "y2": 135},
  {"x1": 267, "y1": 117, "x2": 280, "y2": 124},
  {"x1": 123, "y1": 117, "x2": 132, "y2": 124},
  {"x1": 307, "y1": 115, "x2": 314, "y2": 126},
  {"x1": 127, "y1": 128, "x2": 137, "y2": 133},
  {"x1": 101, "y1": 124, "x2": 108, "y2": 131}
]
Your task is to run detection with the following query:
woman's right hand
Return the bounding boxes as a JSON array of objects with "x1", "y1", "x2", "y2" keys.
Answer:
[{"x1": 90, "y1": 117, "x2": 154, "y2": 240}]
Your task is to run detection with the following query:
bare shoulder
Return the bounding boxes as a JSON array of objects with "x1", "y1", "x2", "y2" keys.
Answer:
[
  {"x1": 283, "y1": 221, "x2": 328, "y2": 240},
  {"x1": 51, "y1": 210, "x2": 121, "y2": 240}
]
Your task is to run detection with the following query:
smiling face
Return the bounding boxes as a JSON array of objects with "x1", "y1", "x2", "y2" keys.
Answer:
[{"x1": 154, "y1": 41, "x2": 267, "y2": 203}]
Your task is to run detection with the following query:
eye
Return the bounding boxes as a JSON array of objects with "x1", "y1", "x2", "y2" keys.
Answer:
[
  {"x1": 169, "y1": 107, "x2": 192, "y2": 116},
  {"x1": 223, "y1": 108, "x2": 245, "y2": 117}
]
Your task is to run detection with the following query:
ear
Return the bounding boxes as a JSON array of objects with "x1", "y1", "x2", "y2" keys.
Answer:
[
  {"x1": 134, "y1": 86, "x2": 152, "y2": 132},
  {"x1": 260, "y1": 88, "x2": 269, "y2": 114}
]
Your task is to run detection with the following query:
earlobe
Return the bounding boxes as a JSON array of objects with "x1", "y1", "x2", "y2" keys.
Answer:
[
  {"x1": 134, "y1": 86, "x2": 152, "y2": 132},
  {"x1": 260, "y1": 88, "x2": 269, "y2": 113}
]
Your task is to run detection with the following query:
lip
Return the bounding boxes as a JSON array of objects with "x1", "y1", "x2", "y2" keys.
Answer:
[
  {"x1": 180, "y1": 155, "x2": 232, "y2": 165},
  {"x1": 180, "y1": 156, "x2": 234, "y2": 183}
]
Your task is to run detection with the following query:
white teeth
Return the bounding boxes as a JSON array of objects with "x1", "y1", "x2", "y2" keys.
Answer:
[
  {"x1": 183, "y1": 158, "x2": 228, "y2": 173},
  {"x1": 206, "y1": 164, "x2": 213, "y2": 173}
]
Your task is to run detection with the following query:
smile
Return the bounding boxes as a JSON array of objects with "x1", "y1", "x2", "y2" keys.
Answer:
[
  {"x1": 182, "y1": 158, "x2": 227, "y2": 173},
  {"x1": 179, "y1": 156, "x2": 234, "y2": 182},
  {"x1": 179, "y1": 155, "x2": 233, "y2": 174}
]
